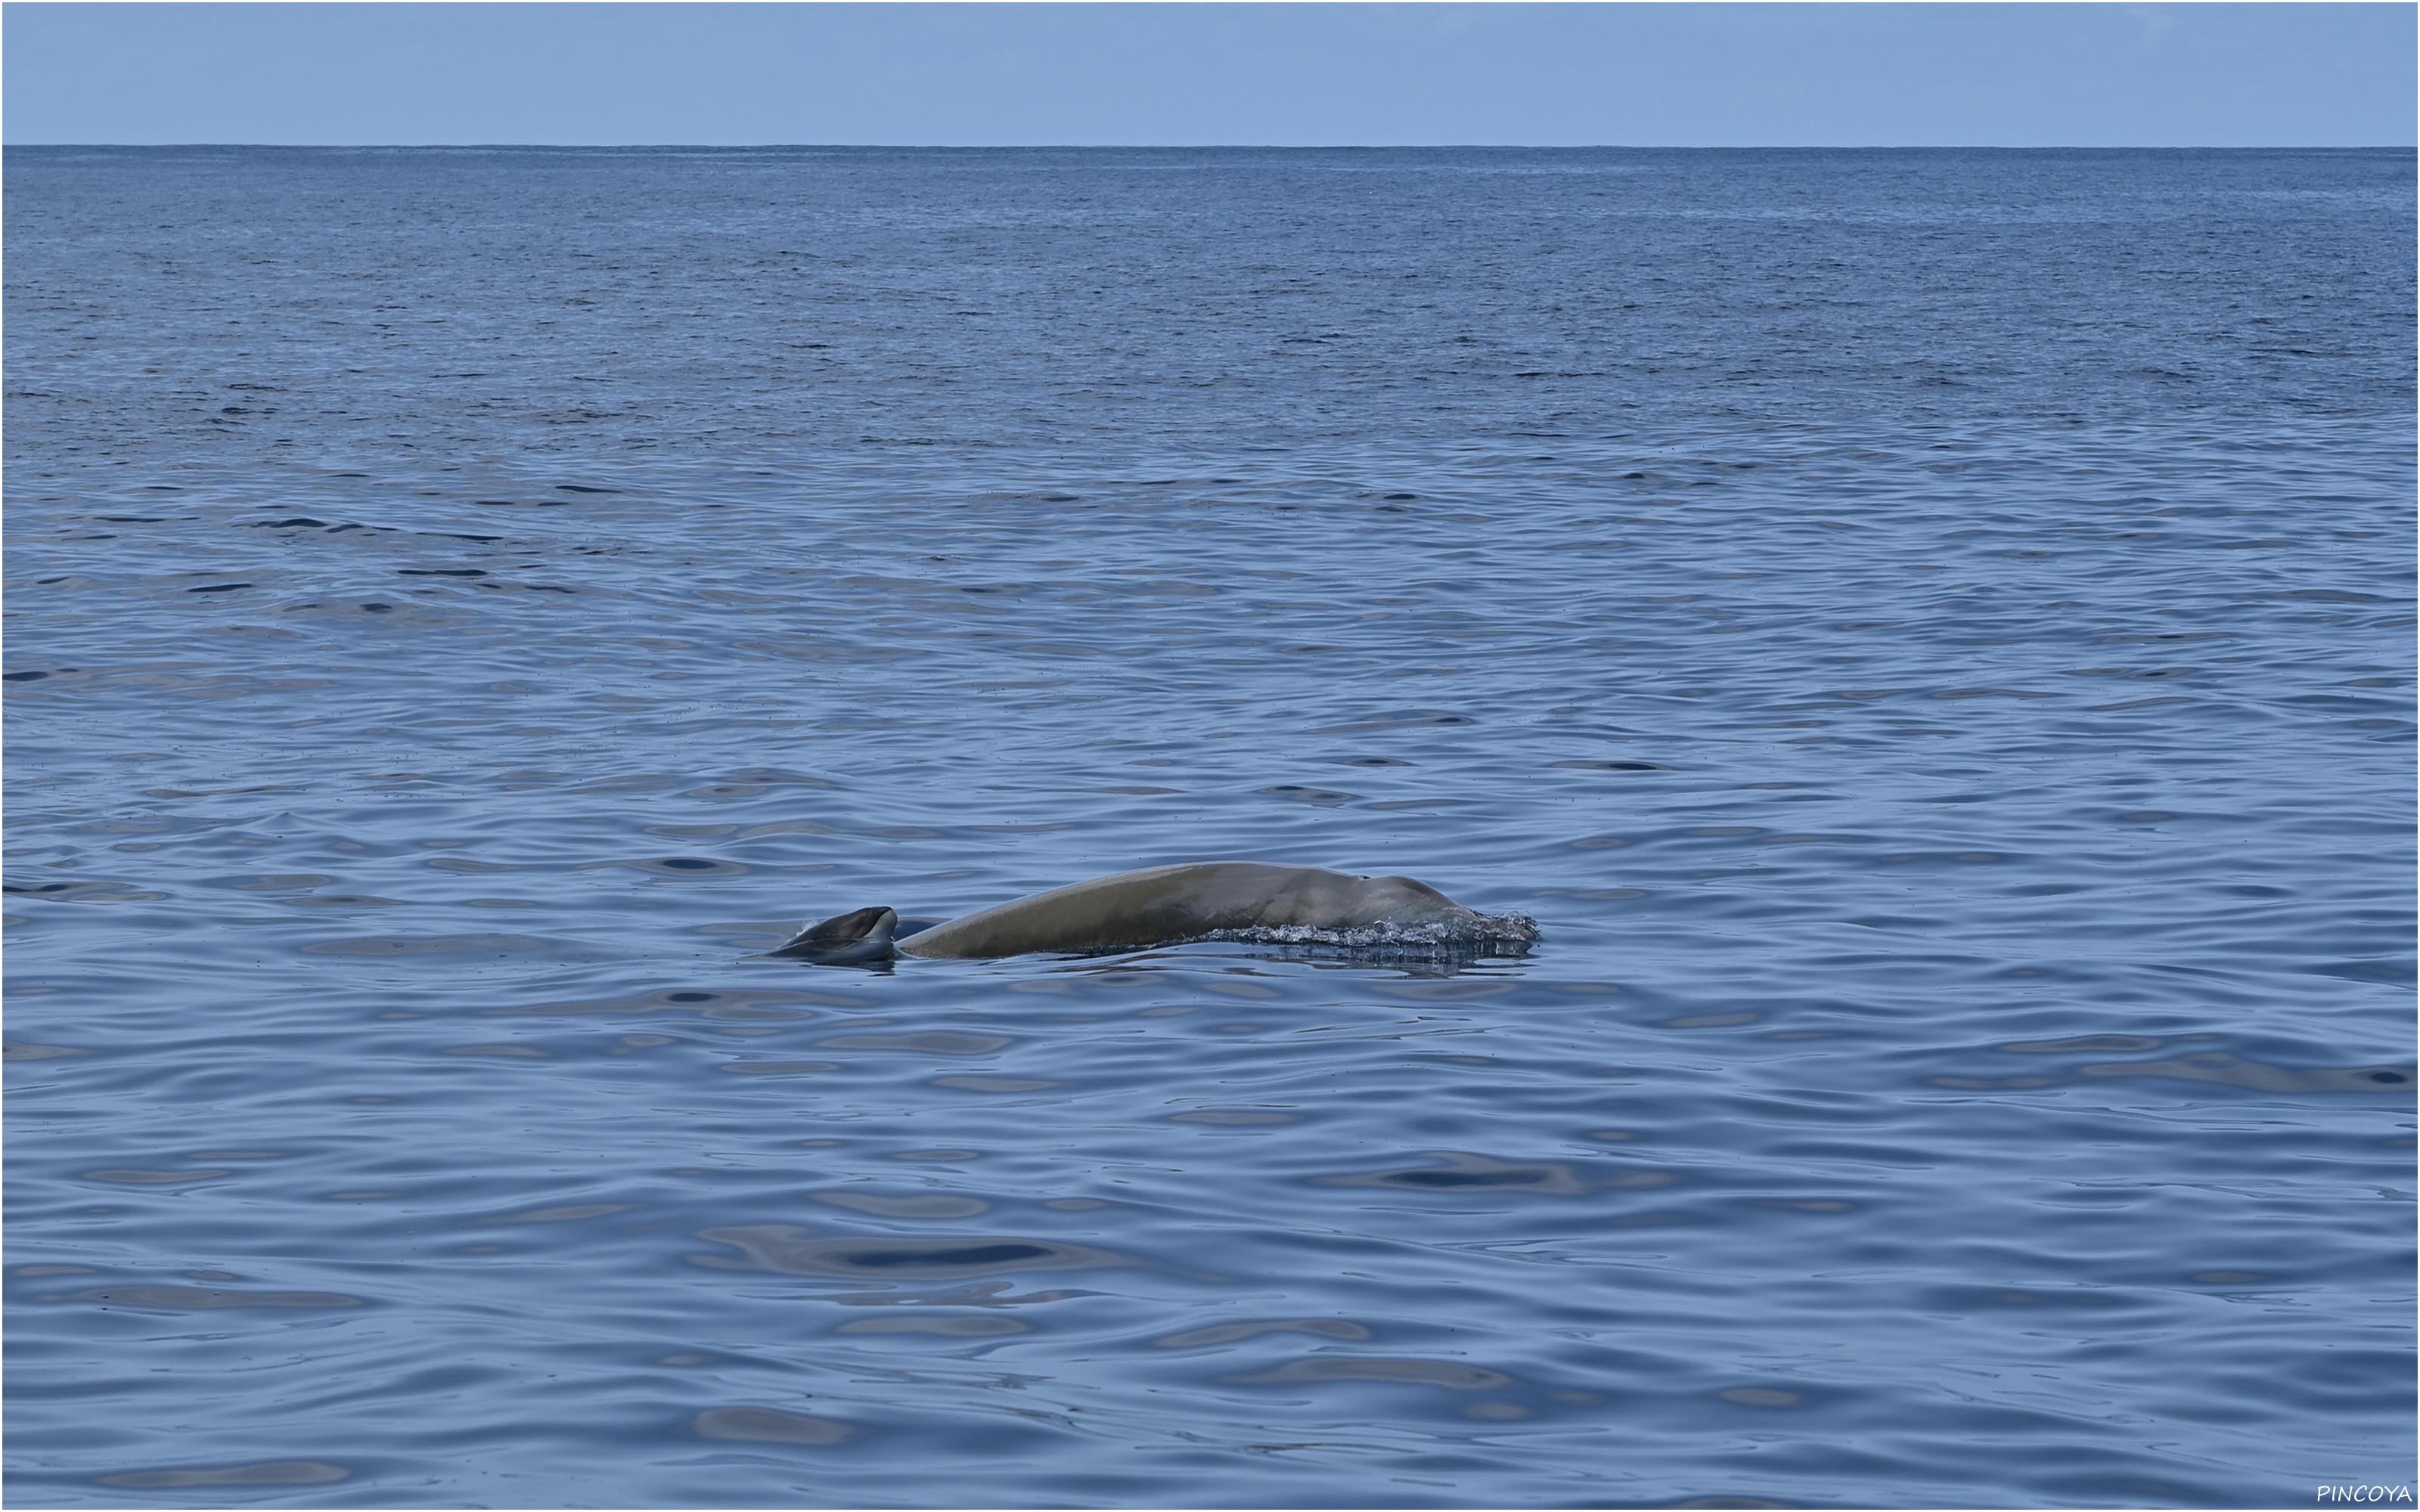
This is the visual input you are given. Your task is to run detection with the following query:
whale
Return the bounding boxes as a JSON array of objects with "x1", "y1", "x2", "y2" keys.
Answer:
[{"x1": 770, "y1": 862, "x2": 1534, "y2": 964}]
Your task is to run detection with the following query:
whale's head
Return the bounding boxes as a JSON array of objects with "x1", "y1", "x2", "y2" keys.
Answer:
[{"x1": 771, "y1": 905, "x2": 898, "y2": 965}]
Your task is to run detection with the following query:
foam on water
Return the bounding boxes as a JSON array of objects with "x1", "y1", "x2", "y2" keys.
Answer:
[{"x1": 1208, "y1": 912, "x2": 1544, "y2": 952}]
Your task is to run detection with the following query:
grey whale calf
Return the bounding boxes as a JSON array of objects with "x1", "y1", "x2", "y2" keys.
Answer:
[{"x1": 772, "y1": 861, "x2": 1537, "y2": 964}]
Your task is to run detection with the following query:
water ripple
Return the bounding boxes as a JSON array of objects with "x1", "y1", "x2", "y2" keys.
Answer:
[{"x1": 5, "y1": 145, "x2": 2411, "y2": 1507}]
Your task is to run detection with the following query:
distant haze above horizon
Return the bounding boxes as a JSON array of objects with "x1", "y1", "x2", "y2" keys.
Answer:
[{"x1": 5, "y1": 2, "x2": 2413, "y2": 149}]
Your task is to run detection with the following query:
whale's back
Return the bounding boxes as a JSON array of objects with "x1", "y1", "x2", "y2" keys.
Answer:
[{"x1": 897, "y1": 863, "x2": 1295, "y2": 957}]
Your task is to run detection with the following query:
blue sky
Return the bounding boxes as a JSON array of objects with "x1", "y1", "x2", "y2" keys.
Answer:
[{"x1": 5, "y1": 3, "x2": 2412, "y2": 147}]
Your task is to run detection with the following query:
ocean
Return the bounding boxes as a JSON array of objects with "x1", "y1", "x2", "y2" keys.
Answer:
[{"x1": 5, "y1": 145, "x2": 2412, "y2": 1507}]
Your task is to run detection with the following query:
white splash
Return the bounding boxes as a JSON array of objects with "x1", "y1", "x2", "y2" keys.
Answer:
[{"x1": 1205, "y1": 912, "x2": 1540, "y2": 952}]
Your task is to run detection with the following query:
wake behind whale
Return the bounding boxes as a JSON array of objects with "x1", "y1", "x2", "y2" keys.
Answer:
[{"x1": 772, "y1": 862, "x2": 1539, "y2": 965}]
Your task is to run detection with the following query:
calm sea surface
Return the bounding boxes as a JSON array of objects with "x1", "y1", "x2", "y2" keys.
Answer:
[{"x1": 5, "y1": 147, "x2": 2413, "y2": 1509}]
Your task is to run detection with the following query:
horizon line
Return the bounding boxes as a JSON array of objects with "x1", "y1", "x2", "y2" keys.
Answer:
[{"x1": 10, "y1": 141, "x2": 2411, "y2": 152}]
